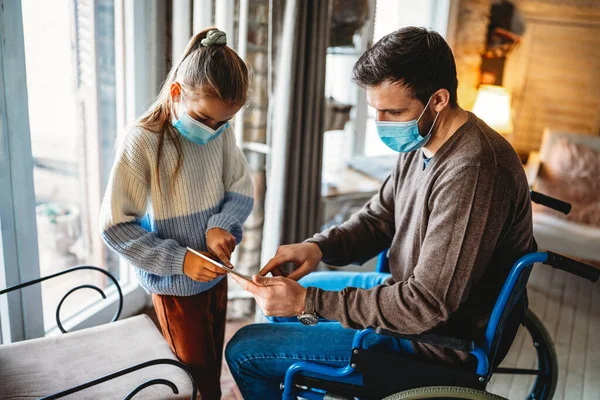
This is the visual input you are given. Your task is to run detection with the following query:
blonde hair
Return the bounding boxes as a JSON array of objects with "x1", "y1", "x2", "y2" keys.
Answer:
[{"x1": 136, "y1": 27, "x2": 249, "y2": 192}]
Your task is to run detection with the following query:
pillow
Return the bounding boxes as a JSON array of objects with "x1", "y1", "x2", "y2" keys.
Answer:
[{"x1": 535, "y1": 138, "x2": 600, "y2": 227}]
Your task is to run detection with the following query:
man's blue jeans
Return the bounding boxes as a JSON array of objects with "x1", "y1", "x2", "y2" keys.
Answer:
[{"x1": 225, "y1": 271, "x2": 414, "y2": 399}]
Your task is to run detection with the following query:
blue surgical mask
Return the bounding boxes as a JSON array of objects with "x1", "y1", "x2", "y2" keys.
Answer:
[
  {"x1": 376, "y1": 96, "x2": 440, "y2": 153},
  {"x1": 172, "y1": 107, "x2": 228, "y2": 145}
]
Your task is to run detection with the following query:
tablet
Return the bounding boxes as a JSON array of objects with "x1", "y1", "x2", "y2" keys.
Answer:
[{"x1": 186, "y1": 247, "x2": 253, "y2": 282}]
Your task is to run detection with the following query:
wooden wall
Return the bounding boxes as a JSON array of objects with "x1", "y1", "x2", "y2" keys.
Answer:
[
  {"x1": 454, "y1": 0, "x2": 492, "y2": 111},
  {"x1": 503, "y1": 0, "x2": 600, "y2": 154}
]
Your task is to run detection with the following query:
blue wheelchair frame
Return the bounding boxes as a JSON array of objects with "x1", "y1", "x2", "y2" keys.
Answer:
[{"x1": 281, "y1": 191, "x2": 598, "y2": 400}]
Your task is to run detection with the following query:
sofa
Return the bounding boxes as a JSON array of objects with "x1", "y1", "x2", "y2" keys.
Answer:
[{"x1": 525, "y1": 128, "x2": 600, "y2": 265}]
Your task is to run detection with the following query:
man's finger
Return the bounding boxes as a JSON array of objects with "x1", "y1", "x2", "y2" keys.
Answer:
[
  {"x1": 259, "y1": 254, "x2": 289, "y2": 276},
  {"x1": 286, "y1": 260, "x2": 313, "y2": 281},
  {"x1": 252, "y1": 274, "x2": 275, "y2": 286},
  {"x1": 230, "y1": 274, "x2": 262, "y2": 296},
  {"x1": 270, "y1": 267, "x2": 287, "y2": 277}
]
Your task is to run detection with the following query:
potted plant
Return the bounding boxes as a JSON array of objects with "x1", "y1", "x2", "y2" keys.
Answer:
[{"x1": 36, "y1": 202, "x2": 81, "y2": 271}]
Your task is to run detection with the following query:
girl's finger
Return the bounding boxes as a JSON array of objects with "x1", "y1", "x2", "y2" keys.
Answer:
[
  {"x1": 217, "y1": 244, "x2": 234, "y2": 268},
  {"x1": 200, "y1": 269, "x2": 218, "y2": 280},
  {"x1": 203, "y1": 263, "x2": 227, "y2": 275},
  {"x1": 220, "y1": 243, "x2": 232, "y2": 259}
]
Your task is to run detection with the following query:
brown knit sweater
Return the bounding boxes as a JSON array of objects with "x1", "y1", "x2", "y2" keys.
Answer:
[{"x1": 305, "y1": 113, "x2": 536, "y2": 362}]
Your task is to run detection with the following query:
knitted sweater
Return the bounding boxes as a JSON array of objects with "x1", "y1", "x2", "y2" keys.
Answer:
[
  {"x1": 100, "y1": 125, "x2": 254, "y2": 296},
  {"x1": 305, "y1": 113, "x2": 535, "y2": 362}
]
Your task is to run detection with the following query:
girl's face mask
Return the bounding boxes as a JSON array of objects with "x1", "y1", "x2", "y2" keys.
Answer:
[{"x1": 172, "y1": 95, "x2": 229, "y2": 145}]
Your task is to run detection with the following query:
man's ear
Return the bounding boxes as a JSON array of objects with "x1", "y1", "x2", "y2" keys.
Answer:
[{"x1": 432, "y1": 89, "x2": 451, "y2": 113}]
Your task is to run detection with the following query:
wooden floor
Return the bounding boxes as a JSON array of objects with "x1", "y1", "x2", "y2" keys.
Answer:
[
  {"x1": 487, "y1": 265, "x2": 600, "y2": 399},
  {"x1": 221, "y1": 319, "x2": 250, "y2": 400}
]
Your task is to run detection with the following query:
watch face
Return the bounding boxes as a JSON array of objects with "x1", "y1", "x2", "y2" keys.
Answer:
[{"x1": 298, "y1": 313, "x2": 319, "y2": 326}]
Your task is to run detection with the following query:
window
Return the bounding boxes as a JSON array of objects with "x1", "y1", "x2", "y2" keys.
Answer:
[
  {"x1": 364, "y1": 0, "x2": 452, "y2": 157},
  {"x1": 323, "y1": 0, "x2": 453, "y2": 164},
  {"x1": 20, "y1": 0, "x2": 130, "y2": 332},
  {"x1": 0, "y1": 1, "x2": 161, "y2": 341}
]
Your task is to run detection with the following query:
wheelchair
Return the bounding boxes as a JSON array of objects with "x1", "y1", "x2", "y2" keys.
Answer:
[{"x1": 281, "y1": 192, "x2": 600, "y2": 400}]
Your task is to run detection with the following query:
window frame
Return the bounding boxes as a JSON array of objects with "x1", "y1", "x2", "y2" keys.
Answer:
[
  {"x1": 351, "y1": 0, "x2": 459, "y2": 157},
  {"x1": 1, "y1": 0, "x2": 167, "y2": 343},
  {"x1": 0, "y1": 0, "x2": 45, "y2": 343}
]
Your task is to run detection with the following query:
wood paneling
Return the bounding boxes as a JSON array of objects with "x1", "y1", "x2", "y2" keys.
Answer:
[{"x1": 504, "y1": 0, "x2": 600, "y2": 153}]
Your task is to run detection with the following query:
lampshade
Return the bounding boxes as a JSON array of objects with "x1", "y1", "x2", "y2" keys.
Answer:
[{"x1": 472, "y1": 85, "x2": 513, "y2": 135}]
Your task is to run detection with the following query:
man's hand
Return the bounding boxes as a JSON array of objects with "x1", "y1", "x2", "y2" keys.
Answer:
[
  {"x1": 183, "y1": 250, "x2": 227, "y2": 282},
  {"x1": 230, "y1": 274, "x2": 307, "y2": 317},
  {"x1": 206, "y1": 228, "x2": 236, "y2": 268},
  {"x1": 259, "y1": 243, "x2": 322, "y2": 281}
]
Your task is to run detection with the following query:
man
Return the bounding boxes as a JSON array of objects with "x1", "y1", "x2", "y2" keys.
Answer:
[{"x1": 225, "y1": 27, "x2": 535, "y2": 399}]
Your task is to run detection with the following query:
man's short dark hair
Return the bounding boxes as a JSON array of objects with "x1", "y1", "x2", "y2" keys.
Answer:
[{"x1": 353, "y1": 27, "x2": 458, "y2": 107}]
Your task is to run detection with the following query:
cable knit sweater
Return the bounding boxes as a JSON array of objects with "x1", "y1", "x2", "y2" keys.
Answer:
[{"x1": 100, "y1": 125, "x2": 254, "y2": 296}]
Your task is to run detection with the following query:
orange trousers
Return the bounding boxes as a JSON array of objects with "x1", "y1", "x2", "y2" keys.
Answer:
[{"x1": 152, "y1": 278, "x2": 227, "y2": 400}]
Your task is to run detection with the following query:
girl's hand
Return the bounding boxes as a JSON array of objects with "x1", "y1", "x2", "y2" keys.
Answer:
[
  {"x1": 183, "y1": 250, "x2": 227, "y2": 282},
  {"x1": 206, "y1": 228, "x2": 236, "y2": 267}
]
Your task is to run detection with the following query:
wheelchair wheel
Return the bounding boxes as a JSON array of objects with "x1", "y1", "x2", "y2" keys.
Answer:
[
  {"x1": 383, "y1": 386, "x2": 507, "y2": 399},
  {"x1": 493, "y1": 308, "x2": 558, "y2": 400},
  {"x1": 522, "y1": 308, "x2": 558, "y2": 400}
]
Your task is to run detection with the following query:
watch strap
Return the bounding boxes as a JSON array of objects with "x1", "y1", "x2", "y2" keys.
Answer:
[{"x1": 304, "y1": 286, "x2": 318, "y2": 316}]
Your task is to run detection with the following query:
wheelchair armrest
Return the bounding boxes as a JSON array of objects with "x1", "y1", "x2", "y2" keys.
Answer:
[{"x1": 374, "y1": 328, "x2": 475, "y2": 352}]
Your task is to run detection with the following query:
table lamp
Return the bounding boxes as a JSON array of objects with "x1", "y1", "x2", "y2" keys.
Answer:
[{"x1": 472, "y1": 84, "x2": 514, "y2": 136}]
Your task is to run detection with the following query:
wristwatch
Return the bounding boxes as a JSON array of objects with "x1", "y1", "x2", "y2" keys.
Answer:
[
  {"x1": 297, "y1": 310, "x2": 319, "y2": 326},
  {"x1": 297, "y1": 288, "x2": 319, "y2": 326}
]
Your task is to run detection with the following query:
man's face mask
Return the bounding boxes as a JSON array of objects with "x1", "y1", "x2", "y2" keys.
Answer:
[
  {"x1": 375, "y1": 96, "x2": 440, "y2": 153},
  {"x1": 172, "y1": 94, "x2": 229, "y2": 145}
]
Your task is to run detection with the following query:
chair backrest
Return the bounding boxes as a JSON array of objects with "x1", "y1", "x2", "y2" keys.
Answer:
[
  {"x1": 376, "y1": 248, "x2": 537, "y2": 371},
  {"x1": 376, "y1": 250, "x2": 390, "y2": 273},
  {"x1": 484, "y1": 252, "x2": 548, "y2": 369}
]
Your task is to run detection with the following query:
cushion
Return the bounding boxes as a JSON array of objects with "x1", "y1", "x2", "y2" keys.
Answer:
[
  {"x1": 535, "y1": 138, "x2": 600, "y2": 227},
  {"x1": 533, "y1": 212, "x2": 600, "y2": 263},
  {"x1": 0, "y1": 315, "x2": 196, "y2": 399}
]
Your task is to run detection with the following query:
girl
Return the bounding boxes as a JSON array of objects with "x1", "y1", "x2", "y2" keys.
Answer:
[{"x1": 100, "y1": 28, "x2": 254, "y2": 399}]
